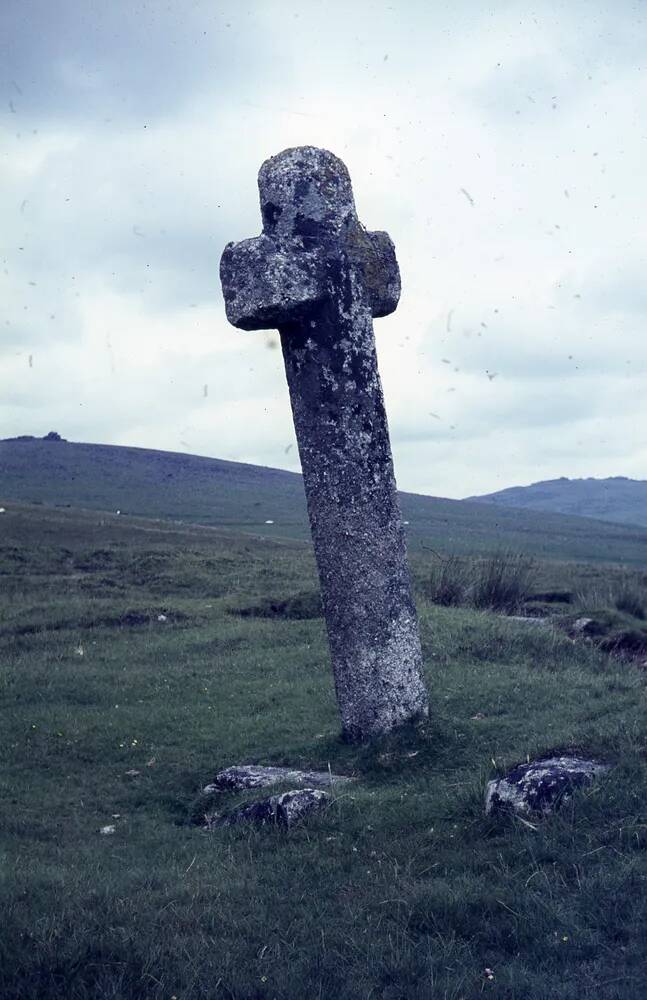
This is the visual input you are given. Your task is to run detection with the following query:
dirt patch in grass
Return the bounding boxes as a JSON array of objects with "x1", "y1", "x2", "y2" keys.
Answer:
[
  {"x1": 599, "y1": 629, "x2": 647, "y2": 658},
  {"x1": 528, "y1": 589, "x2": 574, "y2": 604},
  {"x1": 230, "y1": 590, "x2": 323, "y2": 620},
  {"x1": 558, "y1": 608, "x2": 647, "y2": 663},
  {"x1": 0, "y1": 608, "x2": 190, "y2": 638}
]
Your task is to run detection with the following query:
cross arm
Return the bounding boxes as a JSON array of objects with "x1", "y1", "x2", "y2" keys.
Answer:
[
  {"x1": 220, "y1": 234, "x2": 325, "y2": 331},
  {"x1": 345, "y1": 228, "x2": 401, "y2": 318}
]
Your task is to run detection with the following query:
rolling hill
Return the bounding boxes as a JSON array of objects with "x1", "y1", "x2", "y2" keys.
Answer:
[
  {"x1": 468, "y1": 476, "x2": 647, "y2": 529},
  {"x1": 3, "y1": 437, "x2": 647, "y2": 565}
]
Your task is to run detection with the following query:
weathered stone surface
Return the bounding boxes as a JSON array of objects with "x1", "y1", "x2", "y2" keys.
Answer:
[
  {"x1": 206, "y1": 788, "x2": 329, "y2": 829},
  {"x1": 572, "y1": 617, "x2": 595, "y2": 634},
  {"x1": 220, "y1": 235, "x2": 325, "y2": 331},
  {"x1": 203, "y1": 764, "x2": 354, "y2": 794},
  {"x1": 485, "y1": 755, "x2": 610, "y2": 817},
  {"x1": 219, "y1": 146, "x2": 429, "y2": 742}
]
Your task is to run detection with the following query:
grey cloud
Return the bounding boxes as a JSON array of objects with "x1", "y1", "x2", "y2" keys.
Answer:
[
  {"x1": 460, "y1": 2, "x2": 644, "y2": 121},
  {"x1": 464, "y1": 59, "x2": 571, "y2": 122},
  {"x1": 390, "y1": 374, "x2": 606, "y2": 444},
  {"x1": 580, "y1": 269, "x2": 647, "y2": 318},
  {"x1": 1, "y1": 122, "x2": 244, "y2": 320},
  {"x1": 1, "y1": 2, "x2": 279, "y2": 125}
]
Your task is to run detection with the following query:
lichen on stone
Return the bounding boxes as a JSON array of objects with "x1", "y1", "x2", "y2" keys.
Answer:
[
  {"x1": 485, "y1": 755, "x2": 610, "y2": 817},
  {"x1": 205, "y1": 788, "x2": 330, "y2": 829}
]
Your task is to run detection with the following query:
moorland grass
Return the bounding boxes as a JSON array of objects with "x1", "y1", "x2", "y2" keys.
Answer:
[
  {"x1": 423, "y1": 551, "x2": 537, "y2": 612},
  {"x1": 1, "y1": 504, "x2": 647, "y2": 999},
  {"x1": 4, "y1": 437, "x2": 647, "y2": 564}
]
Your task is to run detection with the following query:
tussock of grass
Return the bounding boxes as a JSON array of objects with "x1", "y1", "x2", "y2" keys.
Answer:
[
  {"x1": 614, "y1": 581, "x2": 646, "y2": 620},
  {"x1": 424, "y1": 553, "x2": 471, "y2": 606},
  {"x1": 1, "y1": 505, "x2": 647, "y2": 999},
  {"x1": 230, "y1": 590, "x2": 323, "y2": 620},
  {"x1": 472, "y1": 552, "x2": 537, "y2": 612},
  {"x1": 424, "y1": 551, "x2": 537, "y2": 613},
  {"x1": 575, "y1": 573, "x2": 647, "y2": 620},
  {"x1": 556, "y1": 573, "x2": 647, "y2": 660}
]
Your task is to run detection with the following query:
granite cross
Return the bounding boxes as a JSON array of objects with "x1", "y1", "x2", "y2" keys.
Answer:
[{"x1": 220, "y1": 146, "x2": 429, "y2": 741}]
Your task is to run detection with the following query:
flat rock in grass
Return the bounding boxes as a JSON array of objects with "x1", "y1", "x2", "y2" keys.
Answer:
[
  {"x1": 485, "y1": 755, "x2": 610, "y2": 817},
  {"x1": 203, "y1": 764, "x2": 354, "y2": 795},
  {"x1": 506, "y1": 615, "x2": 552, "y2": 626},
  {"x1": 206, "y1": 788, "x2": 329, "y2": 829}
]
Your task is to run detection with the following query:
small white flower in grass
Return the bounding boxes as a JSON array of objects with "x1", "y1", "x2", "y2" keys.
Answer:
[
  {"x1": 100, "y1": 825, "x2": 116, "y2": 835},
  {"x1": 75, "y1": 645, "x2": 84, "y2": 657},
  {"x1": 264, "y1": 519, "x2": 274, "y2": 524},
  {"x1": 157, "y1": 614, "x2": 167, "y2": 622},
  {"x1": 0, "y1": 508, "x2": 5, "y2": 514}
]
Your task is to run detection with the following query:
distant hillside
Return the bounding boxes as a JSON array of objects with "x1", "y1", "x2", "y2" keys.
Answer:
[
  {"x1": 468, "y1": 477, "x2": 647, "y2": 529},
  {"x1": 2, "y1": 438, "x2": 647, "y2": 565}
]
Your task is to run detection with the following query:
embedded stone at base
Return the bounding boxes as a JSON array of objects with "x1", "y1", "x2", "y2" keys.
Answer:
[
  {"x1": 203, "y1": 764, "x2": 354, "y2": 795},
  {"x1": 485, "y1": 755, "x2": 610, "y2": 817},
  {"x1": 205, "y1": 788, "x2": 329, "y2": 829}
]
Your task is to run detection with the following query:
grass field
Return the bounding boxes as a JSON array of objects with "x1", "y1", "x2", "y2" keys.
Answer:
[{"x1": 2, "y1": 503, "x2": 647, "y2": 999}]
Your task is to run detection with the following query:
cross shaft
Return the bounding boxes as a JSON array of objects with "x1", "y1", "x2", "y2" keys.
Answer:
[{"x1": 220, "y1": 146, "x2": 429, "y2": 741}]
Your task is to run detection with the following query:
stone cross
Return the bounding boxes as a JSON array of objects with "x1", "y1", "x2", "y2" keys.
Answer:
[{"x1": 220, "y1": 146, "x2": 429, "y2": 741}]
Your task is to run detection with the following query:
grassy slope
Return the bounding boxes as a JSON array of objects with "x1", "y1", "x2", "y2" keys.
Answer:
[
  {"x1": 3, "y1": 438, "x2": 647, "y2": 565},
  {"x1": 469, "y1": 477, "x2": 647, "y2": 529},
  {"x1": 2, "y1": 503, "x2": 647, "y2": 999}
]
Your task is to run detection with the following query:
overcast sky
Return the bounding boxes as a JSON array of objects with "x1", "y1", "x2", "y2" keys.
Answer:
[{"x1": 2, "y1": 0, "x2": 646, "y2": 498}]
